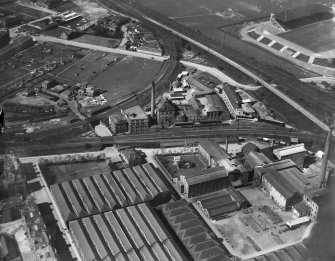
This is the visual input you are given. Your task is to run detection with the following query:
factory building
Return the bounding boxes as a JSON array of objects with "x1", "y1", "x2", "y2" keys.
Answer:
[
  {"x1": 196, "y1": 187, "x2": 249, "y2": 220},
  {"x1": 157, "y1": 99, "x2": 177, "y2": 127},
  {"x1": 198, "y1": 138, "x2": 234, "y2": 171},
  {"x1": 108, "y1": 111, "x2": 128, "y2": 134},
  {"x1": 273, "y1": 143, "x2": 306, "y2": 168},
  {"x1": 220, "y1": 84, "x2": 243, "y2": 118},
  {"x1": 303, "y1": 188, "x2": 328, "y2": 221},
  {"x1": 177, "y1": 166, "x2": 231, "y2": 198},
  {"x1": 261, "y1": 165, "x2": 313, "y2": 210},
  {"x1": 50, "y1": 163, "x2": 169, "y2": 222},
  {"x1": 122, "y1": 105, "x2": 149, "y2": 134},
  {"x1": 70, "y1": 203, "x2": 186, "y2": 261},
  {"x1": 161, "y1": 200, "x2": 231, "y2": 261}
]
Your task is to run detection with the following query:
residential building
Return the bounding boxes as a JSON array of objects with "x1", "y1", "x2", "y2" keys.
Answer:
[
  {"x1": 120, "y1": 148, "x2": 142, "y2": 167},
  {"x1": 198, "y1": 138, "x2": 234, "y2": 171},
  {"x1": 221, "y1": 84, "x2": 243, "y2": 118},
  {"x1": 108, "y1": 112, "x2": 128, "y2": 134},
  {"x1": 273, "y1": 143, "x2": 306, "y2": 168},
  {"x1": 157, "y1": 99, "x2": 176, "y2": 127},
  {"x1": 122, "y1": 105, "x2": 149, "y2": 133}
]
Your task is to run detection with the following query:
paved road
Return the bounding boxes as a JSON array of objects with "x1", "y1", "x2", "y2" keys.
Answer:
[
  {"x1": 34, "y1": 35, "x2": 169, "y2": 62},
  {"x1": 141, "y1": 16, "x2": 331, "y2": 133},
  {"x1": 181, "y1": 60, "x2": 261, "y2": 90}
]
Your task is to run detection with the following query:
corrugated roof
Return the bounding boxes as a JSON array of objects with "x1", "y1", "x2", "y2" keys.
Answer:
[
  {"x1": 93, "y1": 175, "x2": 117, "y2": 209},
  {"x1": 50, "y1": 184, "x2": 76, "y2": 221},
  {"x1": 113, "y1": 170, "x2": 141, "y2": 205},
  {"x1": 82, "y1": 177, "x2": 110, "y2": 212},
  {"x1": 132, "y1": 166, "x2": 159, "y2": 198},
  {"x1": 142, "y1": 163, "x2": 168, "y2": 192},
  {"x1": 123, "y1": 168, "x2": 150, "y2": 201},
  {"x1": 72, "y1": 179, "x2": 97, "y2": 214},
  {"x1": 69, "y1": 220, "x2": 96, "y2": 261},
  {"x1": 199, "y1": 138, "x2": 230, "y2": 162},
  {"x1": 102, "y1": 173, "x2": 128, "y2": 207},
  {"x1": 62, "y1": 182, "x2": 87, "y2": 217},
  {"x1": 152, "y1": 242, "x2": 170, "y2": 261}
]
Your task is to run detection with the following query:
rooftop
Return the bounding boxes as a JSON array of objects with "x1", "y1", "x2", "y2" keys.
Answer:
[
  {"x1": 186, "y1": 166, "x2": 228, "y2": 186},
  {"x1": 222, "y1": 84, "x2": 241, "y2": 110},
  {"x1": 199, "y1": 138, "x2": 231, "y2": 162},
  {"x1": 245, "y1": 151, "x2": 272, "y2": 169},
  {"x1": 122, "y1": 105, "x2": 148, "y2": 120},
  {"x1": 273, "y1": 143, "x2": 306, "y2": 159},
  {"x1": 69, "y1": 203, "x2": 186, "y2": 261}
]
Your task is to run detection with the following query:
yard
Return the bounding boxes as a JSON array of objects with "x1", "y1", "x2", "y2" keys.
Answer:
[
  {"x1": 213, "y1": 186, "x2": 310, "y2": 258},
  {"x1": 156, "y1": 153, "x2": 206, "y2": 179}
]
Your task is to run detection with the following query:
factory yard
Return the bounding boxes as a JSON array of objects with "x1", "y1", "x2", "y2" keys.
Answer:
[{"x1": 214, "y1": 186, "x2": 309, "y2": 258}]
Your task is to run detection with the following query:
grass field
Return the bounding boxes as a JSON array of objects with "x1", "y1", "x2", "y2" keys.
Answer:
[
  {"x1": 279, "y1": 19, "x2": 335, "y2": 53},
  {"x1": 73, "y1": 34, "x2": 121, "y2": 48},
  {"x1": 90, "y1": 56, "x2": 162, "y2": 102}
]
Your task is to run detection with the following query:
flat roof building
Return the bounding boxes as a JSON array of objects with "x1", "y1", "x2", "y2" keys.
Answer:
[
  {"x1": 108, "y1": 111, "x2": 128, "y2": 134},
  {"x1": 122, "y1": 105, "x2": 149, "y2": 134},
  {"x1": 69, "y1": 203, "x2": 187, "y2": 261},
  {"x1": 177, "y1": 166, "x2": 231, "y2": 198}
]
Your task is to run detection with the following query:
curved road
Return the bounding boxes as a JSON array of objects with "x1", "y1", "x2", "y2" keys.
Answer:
[{"x1": 141, "y1": 16, "x2": 331, "y2": 133}]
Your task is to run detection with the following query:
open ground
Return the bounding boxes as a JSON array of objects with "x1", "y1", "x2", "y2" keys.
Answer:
[{"x1": 214, "y1": 186, "x2": 310, "y2": 259}]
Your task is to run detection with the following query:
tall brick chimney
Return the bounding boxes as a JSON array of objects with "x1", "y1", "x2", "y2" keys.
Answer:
[
  {"x1": 319, "y1": 127, "x2": 333, "y2": 188},
  {"x1": 151, "y1": 81, "x2": 155, "y2": 118}
]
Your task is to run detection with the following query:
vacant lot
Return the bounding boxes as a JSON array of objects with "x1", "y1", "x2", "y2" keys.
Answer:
[{"x1": 73, "y1": 34, "x2": 121, "y2": 48}]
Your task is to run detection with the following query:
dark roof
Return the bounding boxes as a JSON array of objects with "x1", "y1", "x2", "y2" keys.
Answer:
[
  {"x1": 205, "y1": 94, "x2": 228, "y2": 113},
  {"x1": 263, "y1": 167, "x2": 312, "y2": 199},
  {"x1": 275, "y1": 4, "x2": 331, "y2": 23},
  {"x1": 21, "y1": 162, "x2": 37, "y2": 180},
  {"x1": 158, "y1": 99, "x2": 176, "y2": 112},
  {"x1": 186, "y1": 166, "x2": 228, "y2": 186},
  {"x1": 51, "y1": 164, "x2": 168, "y2": 221},
  {"x1": 121, "y1": 148, "x2": 141, "y2": 161},
  {"x1": 242, "y1": 143, "x2": 259, "y2": 154},
  {"x1": 292, "y1": 201, "x2": 310, "y2": 216},
  {"x1": 245, "y1": 242, "x2": 311, "y2": 261},
  {"x1": 198, "y1": 138, "x2": 230, "y2": 162},
  {"x1": 222, "y1": 84, "x2": 241, "y2": 110},
  {"x1": 69, "y1": 204, "x2": 186, "y2": 261},
  {"x1": 0, "y1": 234, "x2": 21, "y2": 261},
  {"x1": 161, "y1": 200, "x2": 230, "y2": 261}
]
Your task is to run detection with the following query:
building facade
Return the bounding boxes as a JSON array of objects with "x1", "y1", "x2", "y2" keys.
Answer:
[
  {"x1": 221, "y1": 84, "x2": 243, "y2": 118},
  {"x1": 122, "y1": 105, "x2": 149, "y2": 134},
  {"x1": 273, "y1": 143, "x2": 306, "y2": 168},
  {"x1": 157, "y1": 99, "x2": 176, "y2": 127},
  {"x1": 108, "y1": 112, "x2": 128, "y2": 134}
]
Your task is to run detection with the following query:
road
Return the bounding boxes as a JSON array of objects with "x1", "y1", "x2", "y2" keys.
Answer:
[
  {"x1": 34, "y1": 35, "x2": 168, "y2": 62},
  {"x1": 140, "y1": 15, "x2": 331, "y2": 133},
  {"x1": 181, "y1": 60, "x2": 261, "y2": 90}
]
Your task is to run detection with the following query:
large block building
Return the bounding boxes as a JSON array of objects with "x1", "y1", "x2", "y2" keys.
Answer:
[
  {"x1": 198, "y1": 138, "x2": 234, "y2": 171},
  {"x1": 122, "y1": 105, "x2": 149, "y2": 134},
  {"x1": 273, "y1": 143, "x2": 306, "y2": 168}
]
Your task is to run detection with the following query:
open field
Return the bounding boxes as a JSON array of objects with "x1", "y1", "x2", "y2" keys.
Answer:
[
  {"x1": 90, "y1": 56, "x2": 162, "y2": 102},
  {"x1": 279, "y1": 19, "x2": 335, "y2": 53},
  {"x1": 73, "y1": 34, "x2": 121, "y2": 48}
]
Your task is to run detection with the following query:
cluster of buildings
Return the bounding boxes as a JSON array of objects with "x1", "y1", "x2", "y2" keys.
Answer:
[{"x1": 22, "y1": 0, "x2": 60, "y2": 9}]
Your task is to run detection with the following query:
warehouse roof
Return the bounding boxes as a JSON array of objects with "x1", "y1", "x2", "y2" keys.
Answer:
[
  {"x1": 69, "y1": 204, "x2": 186, "y2": 261},
  {"x1": 186, "y1": 166, "x2": 228, "y2": 186},
  {"x1": 245, "y1": 242, "x2": 311, "y2": 261},
  {"x1": 205, "y1": 94, "x2": 228, "y2": 112},
  {"x1": 263, "y1": 167, "x2": 312, "y2": 200},
  {"x1": 199, "y1": 138, "x2": 230, "y2": 162},
  {"x1": 245, "y1": 151, "x2": 272, "y2": 169},
  {"x1": 51, "y1": 164, "x2": 168, "y2": 221},
  {"x1": 292, "y1": 201, "x2": 310, "y2": 216},
  {"x1": 222, "y1": 84, "x2": 241, "y2": 110},
  {"x1": 273, "y1": 144, "x2": 306, "y2": 159},
  {"x1": 196, "y1": 188, "x2": 249, "y2": 219},
  {"x1": 161, "y1": 200, "x2": 231, "y2": 261}
]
